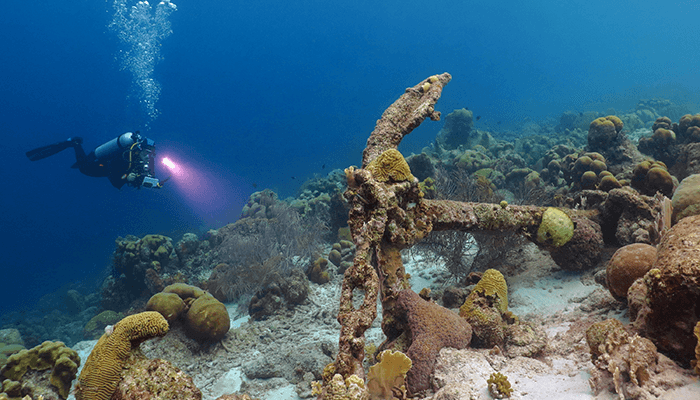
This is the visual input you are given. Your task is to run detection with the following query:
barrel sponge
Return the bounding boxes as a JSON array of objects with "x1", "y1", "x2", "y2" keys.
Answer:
[
  {"x1": 365, "y1": 148, "x2": 415, "y2": 182},
  {"x1": 606, "y1": 243, "x2": 657, "y2": 301},
  {"x1": 76, "y1": 311, "x2": 169, "y2": 400},
  {"x1": 146, "y1": 292, "x2": 186, "y2": 322},
  {"x1": 671, "y1": 174, "x2": 700, "y2": 223},
  {"x1": 185, "y1": 294, "x2": 230, "y2": 342},
  {"x1": 537, "y1": 207, "x2": 574, "y2": 248}
]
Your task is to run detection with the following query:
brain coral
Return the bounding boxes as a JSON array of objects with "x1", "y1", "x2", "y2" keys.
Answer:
[
  {"x1": 365, "y1": 148, "x2": 415, "y2": 182},
  {"x1": 76, "y1": 311, "x2": 169, "y2": 400},
  {"x1": 459, "y1": 269, "x2": 509, "y2": 348},
  {"x1": 605, "y1": 243, "x2": 657, "y2": 301}
]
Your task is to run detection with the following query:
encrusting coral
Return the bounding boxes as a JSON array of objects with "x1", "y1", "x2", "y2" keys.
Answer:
[
  {"x1": 0, "y1": 340, "x2": 80, "y2": 399},
  {"x1": 75, "y1": 311, "x2": 169, "y2": 400}
]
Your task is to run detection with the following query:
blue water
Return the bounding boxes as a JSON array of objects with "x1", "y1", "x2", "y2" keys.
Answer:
[{"x1": 1, "y1": 0, "x2": 699, "y2": 317}]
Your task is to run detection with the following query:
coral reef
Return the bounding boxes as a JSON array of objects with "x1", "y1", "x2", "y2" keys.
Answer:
[
  {"x1": 75, "y1": 311, "x2": 169, "y2": 400},
  {"x1": 459, "y1": 269, "x2": 508, "y2": 348},
  {"x1": 306, "y1": 257, "x2": 331, "y2": 284},
  {"x1": 103, "y1": 234, "x2": 180, "y2": 310},
  {"x1": 0, "y1": 341, "x2": 79, "y2": 399}
]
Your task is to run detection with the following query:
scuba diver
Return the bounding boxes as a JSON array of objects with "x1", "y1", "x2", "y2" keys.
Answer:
[{"x1": 26, "y1": 132, "x2": 167, "y2": 189}]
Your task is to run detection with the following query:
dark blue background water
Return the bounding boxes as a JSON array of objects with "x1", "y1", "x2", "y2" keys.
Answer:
[{"x1": 2, "y1": 0, "x2": 699, "y2": 317}]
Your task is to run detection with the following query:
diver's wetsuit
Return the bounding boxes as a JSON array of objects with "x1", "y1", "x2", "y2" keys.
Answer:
[
  {"x1": 26, "y1": 133, "x2": 163, "y2": 189},
  {"x1": 71, "y1": 141, "x2": 130, "y2": 189}
]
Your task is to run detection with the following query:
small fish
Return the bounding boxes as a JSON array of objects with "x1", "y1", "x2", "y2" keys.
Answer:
[
  {"x1": 322, "y1": 164, "x2": 326, "y2": 169},
  {"x1": 476, "y1": 115, "x2": 481, "y2": 121},
  {"x1": 291, "y1": 176, "x2": 296, "y2": 180},
  {"x1": 252, "y1": 183, "x2": 257, "y2": 188}
]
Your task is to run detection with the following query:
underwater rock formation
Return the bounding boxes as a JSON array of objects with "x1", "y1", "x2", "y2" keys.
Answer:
[
  {"x1": 632, "y1": 214, "x2": 700, "y2": 366},
  {"x1": 434, "y1": 108, "x2": 474, "y2": 150}
]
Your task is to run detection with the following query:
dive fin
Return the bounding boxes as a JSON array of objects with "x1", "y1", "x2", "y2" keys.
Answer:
[{"x1": 25, "y1": 141, "x2": 74, "y2": 161}]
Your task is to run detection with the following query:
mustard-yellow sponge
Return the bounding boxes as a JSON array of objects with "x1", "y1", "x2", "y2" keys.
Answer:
[
  {"x1": 76, "y1": 311, "x2": 169, "y2": 400},
  {"x1": 537, "y1": 207, "x2": 574, "y2": 248},
  {"x1": 365, "y1": 149, "x2": 415, "y2": 183},
  {"x1": 366, "y1": 350, "x2": 412, "y2": 399}
]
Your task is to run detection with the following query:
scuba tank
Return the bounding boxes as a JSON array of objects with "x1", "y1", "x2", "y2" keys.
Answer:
[{"x1": 94, "y1": 132, "x2": 137, "y2": 161}]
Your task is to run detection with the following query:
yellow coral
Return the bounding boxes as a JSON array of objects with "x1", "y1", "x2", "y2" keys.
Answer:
[
  {"x1": 76, "y1": 311, "x2": 169, "y2": 400},
  {"x1": 365, "y1": 149, "x2": 415, "y2": 183},
  {"x1": 1, "y1": 341, "x2": 79, "y2": 399},
  {"x1": 460, "y1": 269, "x2": 508, "y2": 315},
  {"x1": 366, "y1": 350, "x2": 412, "y2": 400},
  {"x1": 487, "y1": 371, "x2": 513, "y2": 398}
]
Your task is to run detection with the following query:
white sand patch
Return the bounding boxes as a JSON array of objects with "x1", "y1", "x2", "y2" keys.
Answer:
[{"x1": 509, "y1": 271, "x2": 598, "y2": 316}]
